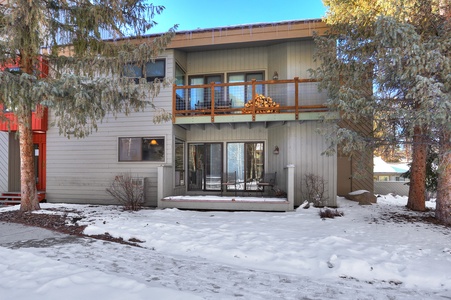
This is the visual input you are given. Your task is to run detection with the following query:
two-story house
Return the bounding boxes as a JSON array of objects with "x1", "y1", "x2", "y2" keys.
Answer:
[{"x1": 0, "y1": 19, "x2": 373, "y2": 210}]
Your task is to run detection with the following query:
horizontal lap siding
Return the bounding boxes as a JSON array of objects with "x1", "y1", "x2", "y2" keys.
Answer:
[
  {"x1": 0, "y1": 132, "x2": 8, "y2": 191},
  {"x1": 46, "y1": 54, "x2": 175, "y2": 206}
]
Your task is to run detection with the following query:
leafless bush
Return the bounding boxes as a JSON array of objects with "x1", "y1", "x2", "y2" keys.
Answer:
[
  {"x1": 304, "y1": 173, "x2": 327, "y2": 207},
  {"x1": 106, "y1": 174, "x2": 144, "y2": 211},
  {"x1": 319, "y1": 208, "x2": 344, "y2": 219}
]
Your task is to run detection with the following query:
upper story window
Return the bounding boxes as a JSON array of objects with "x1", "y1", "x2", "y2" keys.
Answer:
[{"x1": 123, "y1": 59, "x2": 166, "y2": 83}]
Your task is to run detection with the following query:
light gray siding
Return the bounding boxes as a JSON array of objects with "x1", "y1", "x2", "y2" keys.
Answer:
[
  {"x1": 47, "y1": 110, "x2": 173, "y2": 206},
  {"x1": 46, "y1": 52, "x2": 176, "y2": 206},
  {"x1": 186, "y1": 40, "x2": 319, "y2": 80},
  {"x1": 268, "y1": 43, "x2": 288, "y2": 79},
  {"x1": 174, "y1": 50, "x2": 188, "y2": 72},
  {"x1": 183, "y1": 120, "x2": 336, "y2": 207},
  {"x1": 268, "y1": 121, "x2": 337, "y2": 207},
  {"x1": 0, "y1": 132, "x2": 8, "y2": 191},
  {"x1": 287, "y1": 40, "x2": 318, "y2": 78},
  {"x1": 45, "y1": 38, "x2": 338, "y2": 209},
  {"x1": 187, "y1": 47, "x2": 268, "y2": 76}
]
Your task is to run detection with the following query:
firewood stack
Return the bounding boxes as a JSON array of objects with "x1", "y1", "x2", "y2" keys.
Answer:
[{"x1": 242, "y1": 94, "x2": 280, "y2": 114}]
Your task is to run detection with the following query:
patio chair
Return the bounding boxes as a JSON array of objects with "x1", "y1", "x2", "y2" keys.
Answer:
[
  {"x1": 195, "y1": 101, "x2": 210, "y2": 110},
  {"x1": 257, "y1": 172, "x2": 277, "y2": 197},
  {"x1": 215, "y1": 99, "x2": 232, "y2": 110},
  {"x1": 221, "y1": 171, "x2": 237, "y2": 196}
]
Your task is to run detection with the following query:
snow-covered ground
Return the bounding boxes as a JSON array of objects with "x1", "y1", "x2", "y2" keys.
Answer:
[{"x1": 1, "y1": 195, "x2": 450, "y2": 299}]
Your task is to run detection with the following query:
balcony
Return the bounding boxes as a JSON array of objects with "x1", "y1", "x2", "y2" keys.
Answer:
[
  {"x1": 0, "y1": 106, "x2": 48, "y2": 132},
  {"x1": 172, "y1": 78, "x2": 330, "y2": 125}
]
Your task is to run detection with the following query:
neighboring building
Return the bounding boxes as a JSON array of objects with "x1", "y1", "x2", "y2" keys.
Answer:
[
  {"x1": 0, "y1": 19, "x2": 374, "y2": 210},
  {"x1": 373, "y1": 156, "x2": 409, "y2": 182},
  {"x1": 373, "y1": 156, "x2": 409, "y2": 196}
]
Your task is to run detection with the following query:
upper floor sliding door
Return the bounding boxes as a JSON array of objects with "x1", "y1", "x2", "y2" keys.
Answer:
[
  {"x1": 228, "y1": 72, "x2": 264, "y2": 108},
  {"x1": 189, "y1": 75, "x2": 223, "y2": 110}
]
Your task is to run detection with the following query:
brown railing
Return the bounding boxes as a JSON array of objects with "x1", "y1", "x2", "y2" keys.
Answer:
[{"x1": 172, "y1": 77, "x2": 327, "y2": 122}]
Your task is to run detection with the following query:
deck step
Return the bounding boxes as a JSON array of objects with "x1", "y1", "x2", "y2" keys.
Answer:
[{"x1": 0, "y1": 191, "x2": 46, "y2": 205}]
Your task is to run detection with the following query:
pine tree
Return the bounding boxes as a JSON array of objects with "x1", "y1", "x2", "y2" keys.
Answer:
[
  {"x1": 0, "y1": 0, "x2": 176, "y2": 212},
  {"x1": 313, "y1": 0, "x2": 451, "y2": 224}
]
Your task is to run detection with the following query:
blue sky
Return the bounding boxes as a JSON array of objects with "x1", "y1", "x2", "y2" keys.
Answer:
[{"x1": 149, "y1": 0, "x2": 327, "y2": 33}]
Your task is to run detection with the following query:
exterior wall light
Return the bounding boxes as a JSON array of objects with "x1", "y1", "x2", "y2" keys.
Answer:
[
  {"x1": 273, "y1": 145, "x2": 279, "y2": 155},
  {"x1": 272, "y1": 71, "x2": 279, "y2": 80}
]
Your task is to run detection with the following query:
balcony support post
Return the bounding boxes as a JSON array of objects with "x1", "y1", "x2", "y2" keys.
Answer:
[
  {"x1": 294, "y1": 77, "x2": 299, "y2": 120},
  {"x1": 211, "y1": 82, "x2": 216, "y2": 122},
  {"x1": 251, "y1": 79, "x2": 256, "y2": 121}
]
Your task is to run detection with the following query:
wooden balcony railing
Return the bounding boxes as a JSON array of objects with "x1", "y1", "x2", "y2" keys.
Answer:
[{"x1": 172, "y1": 77, "x2": 328, "y2": 123}]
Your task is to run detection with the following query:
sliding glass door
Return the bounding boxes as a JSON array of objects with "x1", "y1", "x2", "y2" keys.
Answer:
[
  {"x1": 189, "y1": 75, "x2": 223, "y2": 109},
  {"x1": 188, "y1": 141, "x2": 265, "y2": 192},
  {"x1": 227, "y1": 142, "x2": 264, "y2": 191},
  {"x1": 188, "y1": 143, "x2": 223, "y2": 191},
  {"x1": 228, "y1": 72, "x2": 264, "y2": 108}
]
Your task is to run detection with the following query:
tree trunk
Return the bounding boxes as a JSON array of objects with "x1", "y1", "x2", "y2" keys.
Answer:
[
  {"x1": 407, "y1": 125, "x2": 427, "y2": 211},
  {"x1": 436, "y1": 130, "x2": 451, "y2": 225},
  {"x1": 18, "y1": 112, "x2": 40, "y2": 212}
]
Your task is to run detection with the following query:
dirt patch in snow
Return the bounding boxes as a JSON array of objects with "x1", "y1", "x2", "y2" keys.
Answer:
[{"x1": 0, "y1": 209, "x2": 143, "y2": 247}]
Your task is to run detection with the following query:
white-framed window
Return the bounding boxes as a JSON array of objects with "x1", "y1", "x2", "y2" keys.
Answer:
[
  {"x1": 123, "y1": 59, "x2": 166, "y2": 83},
  {"x1": 118, "y1": 137, "x2": 165, "y2": 162}
]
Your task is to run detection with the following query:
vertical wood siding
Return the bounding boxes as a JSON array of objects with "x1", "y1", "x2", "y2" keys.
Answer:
[
  {"x1": 187, "y1": 47, "x2": 268, "y2": 75},
  {"x1": 174, "y1": 50, "x2": 187, "y2": 71},
  {"x1": 268, "y1": 121, "x2": 337, "y2": 207},
  {"x1": 185, "y1": 121, "x2": 336, "y2": 207},
  {"x1": 286, "y1": 40, "x2": 318, "y2": 78},
  {"x1": 268, "y1": 44, "x2": 288, "y2": 79}
]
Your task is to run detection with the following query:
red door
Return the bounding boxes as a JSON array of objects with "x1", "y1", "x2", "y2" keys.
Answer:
[{"x1": 33, "y1": 133, "x2": 46, "y2": 191}]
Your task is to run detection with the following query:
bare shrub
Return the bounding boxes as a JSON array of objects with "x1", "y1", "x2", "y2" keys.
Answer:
[
  {"x1": 304, "y1": 173, "x2": 327, "y2": 207},
  {"x1": 106, "y1": 174, "x2": 144, "y2": 211},
  {"x1": 319, "y1": 208, "x2": 344, "y2": 219}
]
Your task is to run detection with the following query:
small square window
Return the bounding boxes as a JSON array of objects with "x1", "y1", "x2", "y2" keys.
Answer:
[{"x1": 145, "y1": 60, "x2": 165, "y2": 82}]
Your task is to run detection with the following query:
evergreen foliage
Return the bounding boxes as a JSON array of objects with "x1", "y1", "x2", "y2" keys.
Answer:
[
  {"x1": 0, "y1": 0, "x2": 176, "y2": 211},
  {"x1": 313, "y1": 0, "x2": 451, "y2": 224}
]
